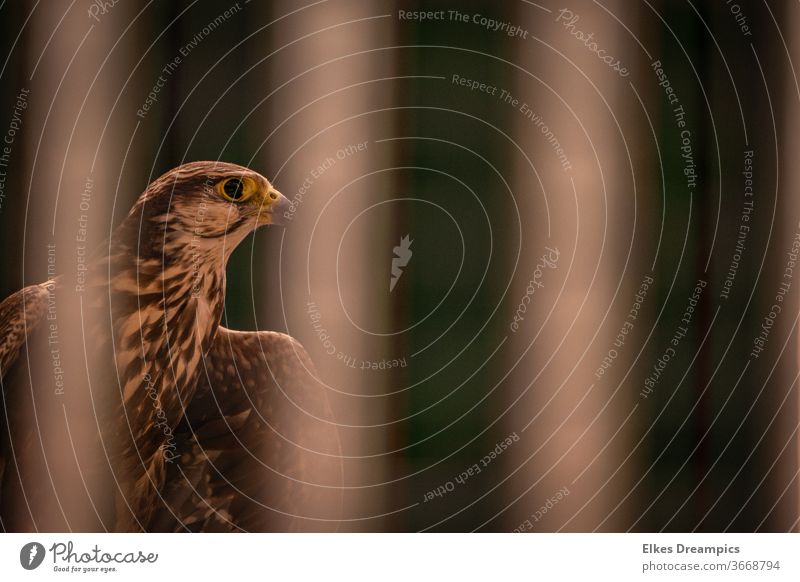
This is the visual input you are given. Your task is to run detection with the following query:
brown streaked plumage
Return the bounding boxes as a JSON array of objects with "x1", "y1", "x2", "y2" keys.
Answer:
[{"x1": 0, "y1": 161, "x2": 342, "y2": 532}]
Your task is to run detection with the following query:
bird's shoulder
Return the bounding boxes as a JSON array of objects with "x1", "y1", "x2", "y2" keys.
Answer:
[
  {"x1": 158, "y1": 326, "x2": 341, "y2": 532},
  {"x1": 206, "y1": 327, "x2": 316, "y2": 384},
  {"x1": 0, "y1": 282, "x2": 51, "y2": 377}
]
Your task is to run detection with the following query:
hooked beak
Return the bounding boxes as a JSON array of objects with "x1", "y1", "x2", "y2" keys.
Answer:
[{"x1": 257, "y1": 186, "x2": 291, "y2": 226}]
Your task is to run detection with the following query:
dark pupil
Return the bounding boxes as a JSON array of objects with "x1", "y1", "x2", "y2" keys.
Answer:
[{"x1": 223, "y1": 179, "x2": 244, "y2": 199}]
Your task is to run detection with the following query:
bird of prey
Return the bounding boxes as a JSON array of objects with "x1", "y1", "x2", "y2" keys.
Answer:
[{"x1": 0, "y1": 162, "x2": 342, "y2": 532}]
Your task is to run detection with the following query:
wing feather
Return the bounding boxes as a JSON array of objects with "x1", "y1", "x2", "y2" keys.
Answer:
[
  {"x1": 0, "y1": 284, "x2": 49, "y2": 379},
  {"x1": 0, "y1": 283, "x2": 49, "y2": 508},
  {"x1": 152, "y1": 327, "x2": 343, "y2": 532}
]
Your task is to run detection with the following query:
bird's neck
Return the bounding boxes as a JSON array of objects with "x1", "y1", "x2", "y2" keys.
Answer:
[
  {"x1": 102, "y1": 208, "x2": 236, "y2": 295},
  {"x1": 87, "y1": 216, "x2": 230, "y2": 362}
]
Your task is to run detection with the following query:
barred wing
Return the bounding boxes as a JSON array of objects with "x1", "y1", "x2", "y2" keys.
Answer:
[
  {"x1": 0, "y1": 284, "x2": 49, "y2": 381},
  {"x1": 153, "y1": 327, "x2": 343, "y2": 531},
  {"x1": 0, "y1": 284, "x2": 50, "y2": 514}
]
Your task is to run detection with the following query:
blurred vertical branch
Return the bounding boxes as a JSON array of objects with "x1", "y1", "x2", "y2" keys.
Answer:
[
  {"x1": 771, "y1": 0, "x2": 800, "y2": 532},
  {"x1": 12, "y1": 1, "x2": 139, "y2": 528},
  {"x1": 506, "y1": 0, "x2": 648, "y2": 531},
  {"x1": 790, "y1": 0, "x2": 800, "y2": 533},
  {"x1": 396, "y1": 0, "x2": 517, "y2": 531},
  {"x1": 262, "y1": 0, "x2": 397, "y2": 531}
]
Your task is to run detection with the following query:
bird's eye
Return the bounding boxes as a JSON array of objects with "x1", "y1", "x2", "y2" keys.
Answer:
[
  {"x1": 216, "y1": 177, "x2": 255, "y2": 202},
  {"x1": 222, "y1": 179, "x2": 243, "y2": 200}
]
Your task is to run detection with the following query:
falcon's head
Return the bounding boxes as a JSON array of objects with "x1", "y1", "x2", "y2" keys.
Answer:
[{"x1": 127, "y1": 161, "x2": 290, "y2": 259}]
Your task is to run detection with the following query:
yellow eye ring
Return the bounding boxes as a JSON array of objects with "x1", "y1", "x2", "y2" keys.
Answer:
[{"x1": 216, "y1": 177, "x2": 256, "y2": 202}]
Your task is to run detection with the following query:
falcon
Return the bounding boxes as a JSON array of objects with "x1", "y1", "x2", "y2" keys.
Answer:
[{"x1": 0, "y1": 162, "x2": 342, "y2": 532}]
